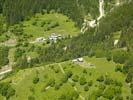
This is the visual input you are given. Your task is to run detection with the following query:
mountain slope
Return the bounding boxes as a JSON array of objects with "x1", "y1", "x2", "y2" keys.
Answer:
[{"x1": 3, "y1": 0, "x2": 120, "y2": 27}]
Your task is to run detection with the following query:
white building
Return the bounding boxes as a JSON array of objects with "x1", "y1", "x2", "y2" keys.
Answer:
[
  {"x1": 49, "y1": 33, "x2": 62, "y2": 41},
  {"x1": 78, "y1": 58, "x2": 84, "y2": 62},
  {"x1": 72, "y1": 58, "x2": 84, "y2": 63},
  {"x1": 114, "y1": 39, "x2": 119, "y2": 46}
]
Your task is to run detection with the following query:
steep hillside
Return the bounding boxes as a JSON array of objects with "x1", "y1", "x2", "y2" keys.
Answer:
[
  {"x1": 98, "y1": 0, "x2": 133, "y2": 51},
  {"x1": 0, "y1": 0, "x2": 133, "y2": 100},
  {"x1": 34, "y1": 1, "x2": 133, "y2": 64},
  {"x1": 2, "y1": 0, "x2": 119, "y2": 27},
  {"x1": 0, "y1": 57, "x2": 131, "y2": 100}
]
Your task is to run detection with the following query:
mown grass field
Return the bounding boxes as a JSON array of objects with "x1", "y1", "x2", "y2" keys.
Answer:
[
  {"x1": 0, "y1": 57, "x2": 131, "y2": 100},
  {"x1": 23, "y1": 13, "x2": 80, "y2": 40}
]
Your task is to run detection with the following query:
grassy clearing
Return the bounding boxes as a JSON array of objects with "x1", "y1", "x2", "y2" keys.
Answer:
[
  {"x1": 113, "y1": 31, "x2": 121, "y2": 40},
  {"x1": 23, "y1": 13, "x2": 80, "y2": 40},
  {"x1": 0, "y1": 57, "x2": 131, "y2": 100}
]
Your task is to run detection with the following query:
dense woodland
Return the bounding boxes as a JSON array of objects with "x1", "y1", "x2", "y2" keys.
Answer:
[
  {"x1": 2, "y1": 0, "x2": 99, "y2": 27},
  {"x1": 0, "y1": 46, "x2": 9, "y2": 68}
]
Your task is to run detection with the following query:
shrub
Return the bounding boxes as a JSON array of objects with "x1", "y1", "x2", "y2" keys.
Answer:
[
  {"x1": 54, "y1": 68, "x2": 60, "y2": 73},
  {"x1": 83, "y1": 69, "x2": 87, "y2": 74},
  {"x1": 29, "y1": 87, "x2": 35, "y2": 94},
  {"x1": 40, "y1": 21, "x2": 46, "y2": 27},
  {"x1": 126, "y1": 96, "x2": 129, "y2": 100},
  {"x1": 97, "y1": 75, "x2": 104, "y2": 82},
  {"x1": 49, "y1": 65, "x2": 54, "y2": 69},
  {"x1": 72, "y1": 75, "x2": 79, "y2": 82},
  {"x1": 87, "y1": 80, "x2": 93, "y2": 86},
  {"x1": 58, "y1": 94, "x2": 66, "y2": 100},
  {"x1": 46, "y1": 39, "x2": 50, "y2": 44},
  {"x1": 61, "y1": 75, "x2": 68, "y2": 83},
  {"x1": 70, "y1": 91, "x2": 79, "y2": 99},
  {"x1": 113, "y1": 50, "x2": 127, "y2": 64},
  {"x1": 114, "y1": 86, "x2": 122, "y2": 95},
  {"x1": 84, "y1": 85, "x2": 89, "y2": 91},
  {"x1": 66, "y1": 71, "x2": 73, "y2": 78},
  {"x1": 98, "y1": 83, "x2": 106, "y2": 90},
  {"x1": 54, "y1": 84, "x2": 60, "y2": 90},
  {"x1": 32, "y1": 21, "x2": 37, "y2": 26},
  {"x1": 48, "y1": 21, "x2": 59, "y2": 29},
  {"x1": 41, "y1": 9, "x2": 47, "y2": 15},
  {"x1": 106, "y1": 54, "x2": 112, "y2": 61},
  {"x1": 79, "y1": 76, "x2": 87, "y2": 85},
  {"x1": 28, "y1": 95, "x2": 35, "y2": 100},
  {"x1": 130, "y1": 95, "x2": 133, "y2": 100},
  {"x1": 50, "y1": 9, "x2": 55, "y2": 14},
  {"x1": 125, "y1": 68, "x2": 133, "y2": 83},
  {"x1": 123, "y1": 55, "x2": 133, "y2": 73},
  {"x1": 0, "y1": 82, "x2": 15, "y2": 99},
  {"x1": 25, "y1": 16, "x2": 30, "y2": 21},
  {"x1": 131, "y1": 87, "x2": 133, "y2": 94},
  {"x1": 71, "y1": 82, "x2": 76, "y2": 87},
  {"x1": 46, "y1": 78, "x2": 55, "y2": 87},
  {"x1": 115, "y1": 64, "x2": 123, "y2": 72},
  {"x1": 11, "y1": 25, "x2": 24, "y2": 36},
  {"x1": 130, "y1": 83, "x2": 133, "y2": 88},
  {"x1": 44, "y1": 27, "x2": 50, "y2": 31},
  {"x1": 89, "y1": 72, "x2": 92, "y2": 76},
  {"x1": 115, "y1": 95, "x2": 123, "y2": 100},
  {"x1": 106, "y1": 51, "x2": 112, "y2": 61},
  {"x1": 95, "y1": 88, "x2": 103, "y2": 97},
  {"x1": 103, "y1": 86, "x2": 115, "y2": 99},
  {"x1": 113, "y1": 80, "x2": 123, "y2": 87},
  {"x1": 104, "y1": 77, "x2": 113, "y2": 85},
  {"x1": 33, "y1": 76, "x2": 39, "y2": 84}
]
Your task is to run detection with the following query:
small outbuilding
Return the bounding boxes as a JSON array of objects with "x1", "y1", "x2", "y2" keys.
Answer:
[
  {"x1": 72, "y1": 58, "x2": 84, "y2": 63},
  {"x1": 114, "y1": 39, "x2": 119, "y2": 46},
  {"x1": 49, "y1": 33, "x2": 62, "y2": 41}
]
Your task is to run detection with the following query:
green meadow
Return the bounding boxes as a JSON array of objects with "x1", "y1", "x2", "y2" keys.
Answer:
[
  {"x1": 0, "y1": 57, "x2": 131, "y2": 100},
  {"x1": 23, "y1": 13, "x2": 80, "y2": 41}
]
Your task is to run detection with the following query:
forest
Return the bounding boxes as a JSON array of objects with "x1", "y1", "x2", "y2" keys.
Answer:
[
  {"x1": 0, "y1": 46, "x2": 9, "y2": 68},
  {"x1": 2, "y1": 0, "x2": 99, "y2": 27}
]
